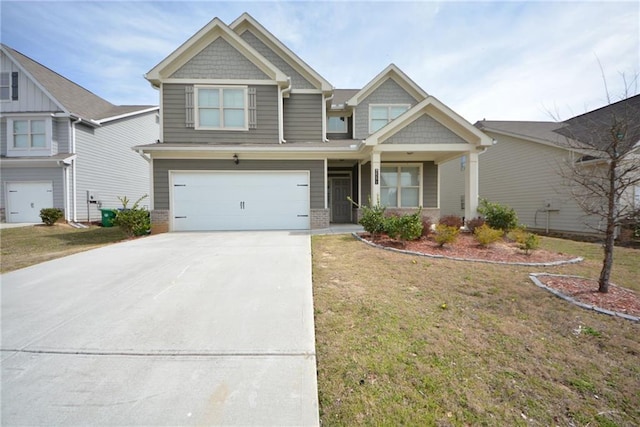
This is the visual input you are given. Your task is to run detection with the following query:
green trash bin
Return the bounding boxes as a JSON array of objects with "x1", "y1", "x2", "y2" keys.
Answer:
[{"x1": 100, "y1": 208, "x2": 116, "y2": 227}]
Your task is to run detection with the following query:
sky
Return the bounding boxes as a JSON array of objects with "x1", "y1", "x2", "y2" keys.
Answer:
[{"x1": 1, "y1": 1, "x2": 638, "y2": 123}]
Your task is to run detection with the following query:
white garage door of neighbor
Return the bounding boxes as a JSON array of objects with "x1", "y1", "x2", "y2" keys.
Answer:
[
  {"x1": 6, "y1": 181, "x2": 54, "y2": 223},
  {"x1": 171, "y1": 171, "x2": 310, "y2": 231}
]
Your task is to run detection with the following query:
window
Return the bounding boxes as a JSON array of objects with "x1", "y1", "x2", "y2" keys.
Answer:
[
  {"x1": 0, "y1": 73, "x2": 9, "y2": 100},
  {"x1": 195, "y1": 86, "x2": 247, "y2": 130},
  {"x1": 327, "y1": 116, "x2": 347, "y2": 133},
  {"x1": 369, "y1": 104, "x2": 409, "y2": 133},
  {"x1": 12, "y1": 119, "x2": 46, "y2": 149},
  {"x1": 1, "y1": 72, "x2": 18, "y2": 101},
  {"x1": 380, "y1": 164, "x2": 422, "y2": 207}
]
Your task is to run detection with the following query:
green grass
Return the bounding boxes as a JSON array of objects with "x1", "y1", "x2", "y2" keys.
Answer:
[
  {"x1": 1, "y1": 224, "x2": 128, "y2": 273},
  {"x1": 312, "y1": 235, "x2": 640, "y2": 426}
]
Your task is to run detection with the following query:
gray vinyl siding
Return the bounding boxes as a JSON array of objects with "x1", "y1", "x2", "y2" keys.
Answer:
[
  {"x1": 0, "y1": 167, "x2": 64, "y2": 211},
  {"x1": 74, "y1": 111, "x2": 158, "y2": 221},
  {"x1": 353, "y1": 78, "x2": 420, "y2": 140},
  {"x1": 0, "y1": 119, "x2": 6, "y2": 156},
  {"x1": 383, "y1": 115, "x2": 466, "y2": 144},
  {"x1": 240, "y1": 30, "x2": 316, "y2": 90},
  {"x1": 283, "y1": 94, "x2": 323, "y2": 142},
  {"x1": 440, "y1": 131, "x2": 603, "y2": 234},
  {"x1": 360, "y1": 161, "x2": 437, "y2": 208},
  {"x1": 170, "y1": 38, "x2": 269, "y2": 80},
  {"x1": 153, "y1": 159, "x2": 324, "y2": 210},
  {"x1": 53, "y1": 117, "x2": 71, "y2": 153},
  {"x1": 0, "y1": 51, "x2": 60, "y2": 113},
  {"x1": 439, "y1": 156, "x2": 466, "y2": 218},
  {"x1": 162, "y1": 84, "x2": 279, "y2": 144}
]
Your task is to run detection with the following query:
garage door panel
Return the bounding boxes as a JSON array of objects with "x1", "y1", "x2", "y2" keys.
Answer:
[
  {"x1": 171, "y1": 171, "x2": 310, "y2": 231},
  {"x1": 6, "y1": 182, "x2": 54, "y2": 223}
]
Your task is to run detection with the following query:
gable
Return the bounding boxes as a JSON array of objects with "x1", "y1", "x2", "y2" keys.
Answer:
[
  {"x1": 239, "y1": 30, "x2": 315, "y2": 89},
  {"x1": 361, "y1": 78, "x2": 421, "y2": 105},
  {"x1": 170, "y1": 38, "x2": 270, "y2": 80},
  {"x1": 382, "y1": 115, "x2": 466, "y2": 145}
]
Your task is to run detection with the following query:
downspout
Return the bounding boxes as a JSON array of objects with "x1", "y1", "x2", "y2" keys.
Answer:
[
  {"x1": 136, "y1": 149, "x2": 154, "y2": 209},
  {"x1": 323, "y1": 93, "x2": 334, "y2": 142},
  {"x1": 71, "y1": 117, "x2": 82, "y2": 222},
  {"x1": 279, "y1": 77, "x2": 292, "y2": 144}
]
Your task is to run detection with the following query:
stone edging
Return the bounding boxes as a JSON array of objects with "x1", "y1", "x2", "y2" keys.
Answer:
[
  {"x1": 352, "y1": 233, "x2": 584, "y2": 267},
  {"x1": 529, "y1": 273, "x2": 639, "y2": 322}
]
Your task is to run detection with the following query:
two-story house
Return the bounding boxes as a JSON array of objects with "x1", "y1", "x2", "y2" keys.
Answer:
[
  {"x1": 0, "y1": 44, "x2": 158, "y2": 224},
  {"x1": 138, "y1": 13, "x2": 492, "y2": 233}
]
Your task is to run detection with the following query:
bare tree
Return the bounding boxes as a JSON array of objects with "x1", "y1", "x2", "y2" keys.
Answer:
[{"x1": 554, "y1": 88, "x2": 640, "y2": 292}]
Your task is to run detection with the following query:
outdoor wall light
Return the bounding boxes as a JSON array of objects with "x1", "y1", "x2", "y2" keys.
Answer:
[{"x1": 233, "y1": 154, "x2": 239, "y2": 165}]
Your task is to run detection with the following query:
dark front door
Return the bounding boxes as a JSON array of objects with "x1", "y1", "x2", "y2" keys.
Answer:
[{"x1": 331, "y1": 178, "x2": 351, "y2": 223}]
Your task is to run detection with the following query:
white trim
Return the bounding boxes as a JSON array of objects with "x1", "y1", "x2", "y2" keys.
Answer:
[
  {"x1": 6, "y1": 116, "x2": 53, "y2": 157},
  {"x1": 290, "y1": 89, "x2": 324, "y2": 94},
  {"x1": 379, "y1": 162, "x2": 424, "y2": 208},
  {"x1": 160, "y1": 78, "x2": 278, "y2": 86},
  {"x1": 194, "y1": 85, "x2": 249, "y2": 131},
  {"x1": 374, "y1": 143, "x2": 474, "y2": 152},
  {"x1": 324, "y1": 158, "x2": 328, "y2": 209},
  {"x1": 96, "y1": 106, "x2": 159, "y2": 124},
  {"x1": 159, "y1": 83, "x2": 164, "y2": 142}
]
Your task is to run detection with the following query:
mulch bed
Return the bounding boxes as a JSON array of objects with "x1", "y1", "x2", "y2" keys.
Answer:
[{"x1": 358, "y1": 232, "x2": 639, "y2": 319}]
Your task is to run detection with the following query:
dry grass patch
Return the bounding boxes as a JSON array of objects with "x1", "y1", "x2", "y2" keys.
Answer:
[
  {"x1": 312, "y1": 235, "x2": 639, "y2": 426},
  {"x1": 1, "y1": 224, "x2": 128, "y2": 273}
]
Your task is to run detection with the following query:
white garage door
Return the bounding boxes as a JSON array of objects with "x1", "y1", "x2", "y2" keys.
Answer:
[
  {"x1": 171, "y1": 171, "x2": 310, "y2": 231},
  {"x1": 6, "y1": 181, "x2": 54, "y2": 223}
]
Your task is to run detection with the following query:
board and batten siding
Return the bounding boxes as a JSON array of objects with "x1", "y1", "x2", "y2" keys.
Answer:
[
  {"x1": 0, "y1": 119, "x2": 6, "y2": 156},
  {"x1": 153, "y1": 159, "x2": 324, "y2": 210},
  {"x1": 0, "y1": 167, "x2": 64, "y2": 212},
  {"x1": 74, "y1": 111, "x2": 158, "y2": 221},
  {"x1": 162, "y1": 84, "x2": 279, "y2": 144},
  {"x1": 53, "y1": 118, "x2": 71, "y2": 154},
  {"x1": 383, "y1": 115, "x2": 466, "y2": 145},
  {"x1": 283, "y1": 94, "x2": 323, "y2": 142},
  {"x1": 239, "y1": 30, "x2": 316, "y2": 90},
  {"x1": 360, "y1": 161, "x2": 437, "y2": 208},
  {"x1": 0, "y1": 51, "x2": 60, "y2": 113},
  {"x1": 170, "y1": 38, "x2": 269, "y2": 80},
  {"x1": 353, "y1": 78, "x2": 421, "y2": 140}
]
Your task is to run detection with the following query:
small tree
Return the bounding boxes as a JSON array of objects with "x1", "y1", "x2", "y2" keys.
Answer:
[
  {"x1": 113, "y1": 195, "x2": 150, "y2": 237},
  {"x1": 477, "y1": 199, "x2": 518, "y2": 232},
  {"x1": 554, "y1": 83, "x2": 640, "y2": 292}
]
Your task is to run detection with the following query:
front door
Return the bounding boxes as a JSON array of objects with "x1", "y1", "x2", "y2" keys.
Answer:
[{"x1": 331, "y1": 178, "x2": 351, "y2": 223}]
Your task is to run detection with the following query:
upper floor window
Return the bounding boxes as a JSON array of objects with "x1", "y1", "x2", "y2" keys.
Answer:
[
  {"x1": 6, "y1": 116, "x2": 52, "y2": 157},
  {"x1": 0, "y1": 72, "x2": 18, "y2": 101},
  {"x1": 380, "y1": 164, "x2": 422, "y2": 208},
  {"x1": 327, "y1": 116, "x2": 347, "y2": 133},
  {"x1": 195, "y1": 86, "x2": 248, "y2": 130},
  {"x1": 369, "y1": 104, "x2": 409, "y2": 133}
]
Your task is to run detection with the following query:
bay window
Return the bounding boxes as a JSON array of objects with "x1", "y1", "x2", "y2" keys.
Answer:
[{"x1": 380, "y1": 164, "x2": 422, "y2": 207}]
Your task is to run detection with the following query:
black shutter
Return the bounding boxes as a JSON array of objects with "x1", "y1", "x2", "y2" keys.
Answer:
[{"x1": 11, "y1": 72, "x2": 18, "y2": 100}]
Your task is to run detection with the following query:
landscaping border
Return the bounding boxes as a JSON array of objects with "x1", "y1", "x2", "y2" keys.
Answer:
[
  {"x1": 352, "y1": 233, "x2": 584, "y2": 267},
  {"x1": 529, "y1": 273, "x2": 640, "y2": 322}
]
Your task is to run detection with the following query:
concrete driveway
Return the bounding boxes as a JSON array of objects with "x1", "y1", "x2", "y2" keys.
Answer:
[{"x1": 1, "y1": 231, "x2": 319, "y2": 426}]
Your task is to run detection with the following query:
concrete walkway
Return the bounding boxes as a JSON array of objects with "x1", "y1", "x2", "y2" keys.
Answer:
[{"x1": 1, "y1": 231, "x2": 319, "y2": 426}]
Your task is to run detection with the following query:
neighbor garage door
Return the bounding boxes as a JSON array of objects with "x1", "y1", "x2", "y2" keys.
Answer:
[
  {"x1": 171, "y1": 171, "x2": 310, "y2": 231},
  {"x1": 6, "y1": 181, "x2": 54, "y2": 223}
]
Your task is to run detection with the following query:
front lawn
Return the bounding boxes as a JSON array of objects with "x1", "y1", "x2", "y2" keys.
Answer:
[
  {"x1": 1, "y1": 224, "x2": 128, "y2": 273},
  {"x1": 312, "y1": 234, "x2": 639, "y2": 426}
]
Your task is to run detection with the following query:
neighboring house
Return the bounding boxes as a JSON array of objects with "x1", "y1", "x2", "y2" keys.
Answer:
[
  {"x1": 440, "y1": 95, "x2": 640, "y2": 236},
  {"x1": 0, "y1": 44, "x2": 159, "y2": 223},
  {"x1": 137, "y1": 13, "x2": 492, "y2": 233}
]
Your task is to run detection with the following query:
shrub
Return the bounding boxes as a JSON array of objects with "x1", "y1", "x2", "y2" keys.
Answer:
[
  {"x1": 384, "y1": 211, "x2": 423, "y2": 244},
  {"x1": 508, "y1": 227, "x2": 540, "y2": 255},
  {"x1": 421, "y1": 217, "x2": 433, "y2": 237},
  {"x1": 113, "y1": 195, "x2": 150, "y2": 237},
  {"x1": 40, "y1": 208, "x2": 63, "y2": 226},
  {"x1": 466, "y1": 216, "x2": 485, "y2": 233},
  {"x1": 477, "y1": 199, "x2": 518, "y2": 231},
  {"x1": 434, "y1": 224, "x2": 459, "y2": 247},
  {"x1": 473, "y1": 224, "x2": 503, "y2": 247},
  {"x1": 357, "y1": 200, "x2": 386, "y2": 239},
  {"x1": 439, "y1": 215, "x2": 463, "y2": 229}
]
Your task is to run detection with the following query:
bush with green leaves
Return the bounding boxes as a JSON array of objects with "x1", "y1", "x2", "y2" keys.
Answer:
[
  {"x1": 473, "y1": 224, "x2": 503, "y2": 247},
  {"x1": 113, "y1": 195, "x2": 150, "y2": 237},
  {"x1": 434, "y1": 224, "x2": 459, "y2": 247},
  {"x1": 350, "y1": 197, "x2": 386, "y2": 239},
  {"x1": 439, "y1": 215, "x2": 463, "y2": 229},
  {"x1": 477, "y1": 199, "x2": 518, "y2": 231},
  {"x1": 40, "y1": 208, "x2": 63, "y2": 226},
  {"x1": 508, "y1": 227, "x2": 540, "y2": 255},
  {"x1": 385, "y1": 211, "x2": 423, "y2": 243}
]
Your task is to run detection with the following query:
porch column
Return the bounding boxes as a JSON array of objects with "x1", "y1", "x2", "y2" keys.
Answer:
[
  {"x1": 464, "y1": 150, "x2": 479, "y2": 222},
  {"x1": 370, "y1": 151, "x2": 381, "y2": 205}
]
